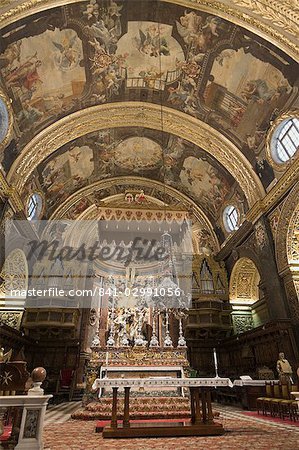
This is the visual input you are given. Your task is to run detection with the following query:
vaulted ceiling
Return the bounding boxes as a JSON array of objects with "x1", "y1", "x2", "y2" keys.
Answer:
[{"x1": 0, "y1": 0, "x2": 298, "y2": 248}]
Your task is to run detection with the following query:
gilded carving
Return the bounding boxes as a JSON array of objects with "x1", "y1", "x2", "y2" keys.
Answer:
[
  {"x1": 232, "y1": 314, "x2": 254, "y2": 333},
  {"x1": 90, "y1": 347, "x2": 189, "y2": 367},
  {"x1": 246, "y1": 158, "x2": 299, "y2": 225},
  {"x1": 275, "y1": 182, "x2": 299, "y2": 274},
  {"x1": 268, "y1": 203, "x2": 283, "y2": 239},
  {"x1": 7, "y1": 102, "x2": 265, "y2": 208},
  {"x1": 230, "y1": 257, "x2": 260, "y2": 302},
  {"x1": 255, "y1": 221, "x2": 266, "y2": 249},
  {"x1": 0, "y1": 171, "x2": 25, "y2": 212},
  {"x1": 0, "y1": 311, "x2": 23, "y2": 330},
  {"x1": 283, "y1": 274, "x2": 299, "y2": 322},
  {"x1": 287, "y1": 207, "x2": 299, "y2": 264},
  {"x1": 0, "y1": 89, "x2": 13, "y2": 152},
  {"x1": 0, "y1": 249, "x2": 28, "y2": 299},
  {"x1": 230, "y1": 0, "x2": 299, "y2": 37}
]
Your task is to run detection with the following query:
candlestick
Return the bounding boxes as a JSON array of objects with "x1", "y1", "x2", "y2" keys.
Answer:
[
  {"x1": 163, "y1": 310, "x2": 173, "y2": 348},
  {"x1": 213, "y1": 347, "x2": 219, "y2": 378}
]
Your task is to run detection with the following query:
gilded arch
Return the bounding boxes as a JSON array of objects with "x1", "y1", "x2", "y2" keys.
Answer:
[
  {"x1": 7, "y1": 102, "x2": 265, "y2": 208},
  {"x1": 49, "y1": 175, "x2": 221, "y2": 253}
]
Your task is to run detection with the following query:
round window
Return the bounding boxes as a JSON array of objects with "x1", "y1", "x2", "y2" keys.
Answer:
[
  {"x1": 271, "y1": 117, "x2": 299, "y2": 164},
  {"x1": 223, "y1": 205, "x2": 239, "y2": 233},
  {"x1": 27, "y1": 193, "x2": 43, "y2": 221}
]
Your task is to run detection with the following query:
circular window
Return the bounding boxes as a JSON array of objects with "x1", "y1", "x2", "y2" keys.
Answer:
[
  {"x1": 27, "y1": 193, "x2": 43, "y2": 221},
  {"x1": 271, "y1": 117, "x2": 299, "y2": 164},
  {"x1": 223, "y1": 205, "x2": 239, "y2": 233}
]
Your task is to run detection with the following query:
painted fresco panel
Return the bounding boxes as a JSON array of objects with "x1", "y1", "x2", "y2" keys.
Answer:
[
  {"x1": 1, "y1": 29, "x2": 85, "y2": 132},
  {"x1": 0, "y1": 0, "x2": 296, "y2": 156},
  {"x1": 22, "y1": 130, "x2": 245, "y2": 224}
]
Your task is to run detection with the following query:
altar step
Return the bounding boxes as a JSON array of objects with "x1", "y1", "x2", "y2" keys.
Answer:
[
  {"x1": 71, "y1": 389, "x2": 85, "y2": 402},
  {"x1": 72, "y1": 396, "x2": 192, "y2": 421}
]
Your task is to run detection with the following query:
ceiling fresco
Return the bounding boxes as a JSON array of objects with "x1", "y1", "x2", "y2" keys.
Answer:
[
  {"x1": 21, "y1": 128, "x2": 247, "y2": 229},
  {"x1": 0, "y1": 0, "x2": 297, "y2": 179},
  {"x1": 0, "y1": 0, "x2": 298, "y2": 254}
]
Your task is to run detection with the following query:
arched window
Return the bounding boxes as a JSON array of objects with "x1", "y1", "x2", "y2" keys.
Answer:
[
  {"x1": 223, "y1": 205, "x2": 239, "y2": 233},
  {"x1": 27, "y1": 193, "x2": 43, "y2": 220},
  {"x1": 271, "y1": 118, "x2": 299, "y2": 163}
]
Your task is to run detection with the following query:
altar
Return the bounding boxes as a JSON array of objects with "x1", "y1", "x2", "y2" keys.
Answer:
[
  {"x1": 92, "y1": 377, "x2": 233, "y2": 438},
  {"x1": 98, "y1": 365, "x2": 185, "y2": 396},
  {"x1": 85, "y1": 346, "x2": 190, "y2": 400},
  {"x1": 74, "y1": 346, "x2": 193, "y2": 421}
]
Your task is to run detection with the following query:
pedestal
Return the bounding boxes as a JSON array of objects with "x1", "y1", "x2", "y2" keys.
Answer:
[{"x1": 0, "y1": 395, "x2": 52, "y2": 450}]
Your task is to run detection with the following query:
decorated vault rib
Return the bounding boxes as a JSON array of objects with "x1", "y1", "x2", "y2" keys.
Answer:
[{"x1": 10, "y1": 104, "x2": 262, "y2": 210}]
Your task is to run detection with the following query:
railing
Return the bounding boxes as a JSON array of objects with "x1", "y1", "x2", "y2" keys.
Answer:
[
  {"x1": 126, "y1": 77, "x2": 166, "y2": 91},
  {"x1": 125, "y1": 67, "x2": 182, "y2": 91},
  {"x1": 0, "y1": 395, "x2": 52, "y2": 449},
  {"x1": 0, "y1": 363, "x2": 52, "y2": 449},
  {"x1": 209, "y1": 85, "x2": 247, "y2": 123}
]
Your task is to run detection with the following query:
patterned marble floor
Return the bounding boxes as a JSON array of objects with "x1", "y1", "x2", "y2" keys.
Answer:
[
  {"x1": 45, "y1": 401, "x2": 82, "y2": 425},
  {"x1": 44, "y1": 403, "x2": 299, "y2": 450}
]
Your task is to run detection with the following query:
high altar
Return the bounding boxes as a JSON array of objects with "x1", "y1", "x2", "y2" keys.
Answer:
[
  {"x1": 85, "y1": 309, "x2": 191, "y2": 402},
  {"x1": 75, "y1": 314, "x2": 193, "y2": 423},
  {"x1": 81, "y1": 205, "x2": 193, "y2": 402}
]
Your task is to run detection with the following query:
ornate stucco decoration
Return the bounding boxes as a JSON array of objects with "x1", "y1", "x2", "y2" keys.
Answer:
[
  {"x1": 0, "y1": 89, "x2": 14, "y2": 152},
  {"x1": 0, "y1": 0, "x2": 298, "y2": 61},
  {"x1": 229, "y1": 0, "x2": 299, "y2": 37},
  {"x1": 232, "y1": 314, "x2": 254, "y2": 333},
  {"x1": 265, "y1": 109, "x2": 299, "y2": 173},
  {"x1": 0, "y1": 248, "x2": 28, "y2": 310},
  {"x1": 229, "y1": 257, "x2": 260, "y2": 304},
  {"x1": 254, "y1": 221, "x2": 267, "y2": 249},
  {"x1": 287, "y1": 206, "x2": 299, "y2": 267},
  {"x1": 268, "y1": 203, "x2": 284, "y2": 239},
  {"x1": 0, "y1": 311, "x2": 23, "y2": 330},
  {"x1": 246, "y1": 155, "x2": 299, "y2": 225},
  {"x1": 7, "y1": 102, "x2": 265, "y2": 208},
  {"x1": 275, "y1": 181, "x2": 299, "y2": 274},
  {"x1": 0, "y1": 171, "x2": 25, "y2": 212}
]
